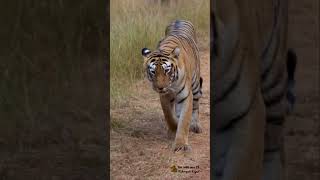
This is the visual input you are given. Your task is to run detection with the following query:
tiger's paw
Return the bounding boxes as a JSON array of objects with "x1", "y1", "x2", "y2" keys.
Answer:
[
  {"x1": 190, "y1": 123, "x2": 202, "y2": 133},
  {"x1": 172, "y1": 143, "x2": 192, "y2": 153}
]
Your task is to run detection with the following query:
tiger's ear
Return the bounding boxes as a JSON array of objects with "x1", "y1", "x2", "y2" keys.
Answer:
[
  {"x1": 172, "y1": 47, "x2": 180, "y2": 59},
  {"x1": 142, "y1": 48, "x2": 151, "y2": 57}
]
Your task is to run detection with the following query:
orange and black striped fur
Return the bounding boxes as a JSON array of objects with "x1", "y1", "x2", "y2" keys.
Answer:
[
  {"x1": 211, "y1": 0, "x2": 297, "y2": 179},
  {"x1": 142, "y1": 20, "x2": 202, "y2": 152}
]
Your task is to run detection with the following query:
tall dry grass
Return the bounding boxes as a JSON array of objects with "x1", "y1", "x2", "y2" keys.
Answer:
[
  {"x1": 110, "y1": 0, "x2": 210, "y2": 106},
  {"x1": 0, "y1": 1, "x2": 108, "y2": 178}
]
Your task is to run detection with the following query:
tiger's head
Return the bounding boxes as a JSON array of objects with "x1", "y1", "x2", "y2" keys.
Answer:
[{"x1": 141, "y1": 47, "x2": 180, "y2": 94}]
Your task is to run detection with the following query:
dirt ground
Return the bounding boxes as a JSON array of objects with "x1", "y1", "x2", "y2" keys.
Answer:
[
  {"x1": 110, "y1": 48, "x2": 210, "y2": 179},
  {"x1": 285, "y1": 0, "x2": 319, "y2": 179}
]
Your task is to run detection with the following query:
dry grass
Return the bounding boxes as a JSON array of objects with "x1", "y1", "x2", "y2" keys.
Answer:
[
  {"x1": 0, "y1": 1, "x2": 107, "y2": 179},
  {"x1": 110, "y1": 0, "x2": 210, "y2": 107}
]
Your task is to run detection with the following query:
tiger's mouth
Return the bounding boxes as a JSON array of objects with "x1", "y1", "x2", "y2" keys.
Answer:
[
  {"x1": 154, "y1": 87, "x2": 169, "y2": 94},
  {"x1": 158, "y1": 90, "x2": 168, "y2": 94}
]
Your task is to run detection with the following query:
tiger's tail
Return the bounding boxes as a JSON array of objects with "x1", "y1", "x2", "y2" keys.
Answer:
[{"x1": 286, "y1": 48, "x2": 297, "y2": 114}]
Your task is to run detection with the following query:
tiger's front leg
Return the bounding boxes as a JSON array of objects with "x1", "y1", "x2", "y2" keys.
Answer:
[
  {"x1": 173, "y1": 90, "x2": 193, "y2": 152},
  {"x1": 160, "y1": 93, "x2": 178, "y2": 139}
]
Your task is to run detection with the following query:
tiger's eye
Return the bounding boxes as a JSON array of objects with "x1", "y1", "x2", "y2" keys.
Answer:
[{"x1": 149, "y1": 69, "x2": 155, "y2": 74}]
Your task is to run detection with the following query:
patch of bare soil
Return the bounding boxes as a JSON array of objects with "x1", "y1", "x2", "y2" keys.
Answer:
[{"x1": 110, "y1": 50, "x2": 210, "y2": 179}]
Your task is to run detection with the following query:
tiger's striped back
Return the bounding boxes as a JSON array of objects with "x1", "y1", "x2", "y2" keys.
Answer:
[
  {"x1": 158, "y1": 20, "x2": 201, "y2": 82},
  {"x1": 158, "y1": 20, "x2": 199, "y2": 67}
]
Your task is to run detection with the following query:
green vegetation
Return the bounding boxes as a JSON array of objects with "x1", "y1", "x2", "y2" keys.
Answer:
[{"x1": 110, "y1": 0, "x2": 210, "y2": 106}]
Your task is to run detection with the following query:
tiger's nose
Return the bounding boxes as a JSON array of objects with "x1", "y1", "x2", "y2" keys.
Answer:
[{"x1": 158, "y1": 87, "x2": 167, "y2": 93}]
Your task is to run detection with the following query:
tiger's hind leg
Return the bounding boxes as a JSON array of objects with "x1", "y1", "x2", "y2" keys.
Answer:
[
  {"x1": 190, "y1": 77, "x2": 203, "y2": 133},
  {"x1": 190, "y1": 101, "x2": 202, "y2": 133},
  {"x1": 286, "y1": 48, "x2": 297, "y2": 114}
]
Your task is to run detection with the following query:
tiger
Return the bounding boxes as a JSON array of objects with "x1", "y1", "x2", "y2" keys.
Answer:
[
  {"x1": 211, "y1": 0, "x2": 296, "y2": 179},
  {"x1": 141, "y1": 20, "x2": 203, "y2": 152}
]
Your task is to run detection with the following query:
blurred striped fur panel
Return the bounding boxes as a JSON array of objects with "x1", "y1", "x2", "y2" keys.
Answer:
[{"x1": 211, "y1": 0, "x2": 296, "y2": 179}]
